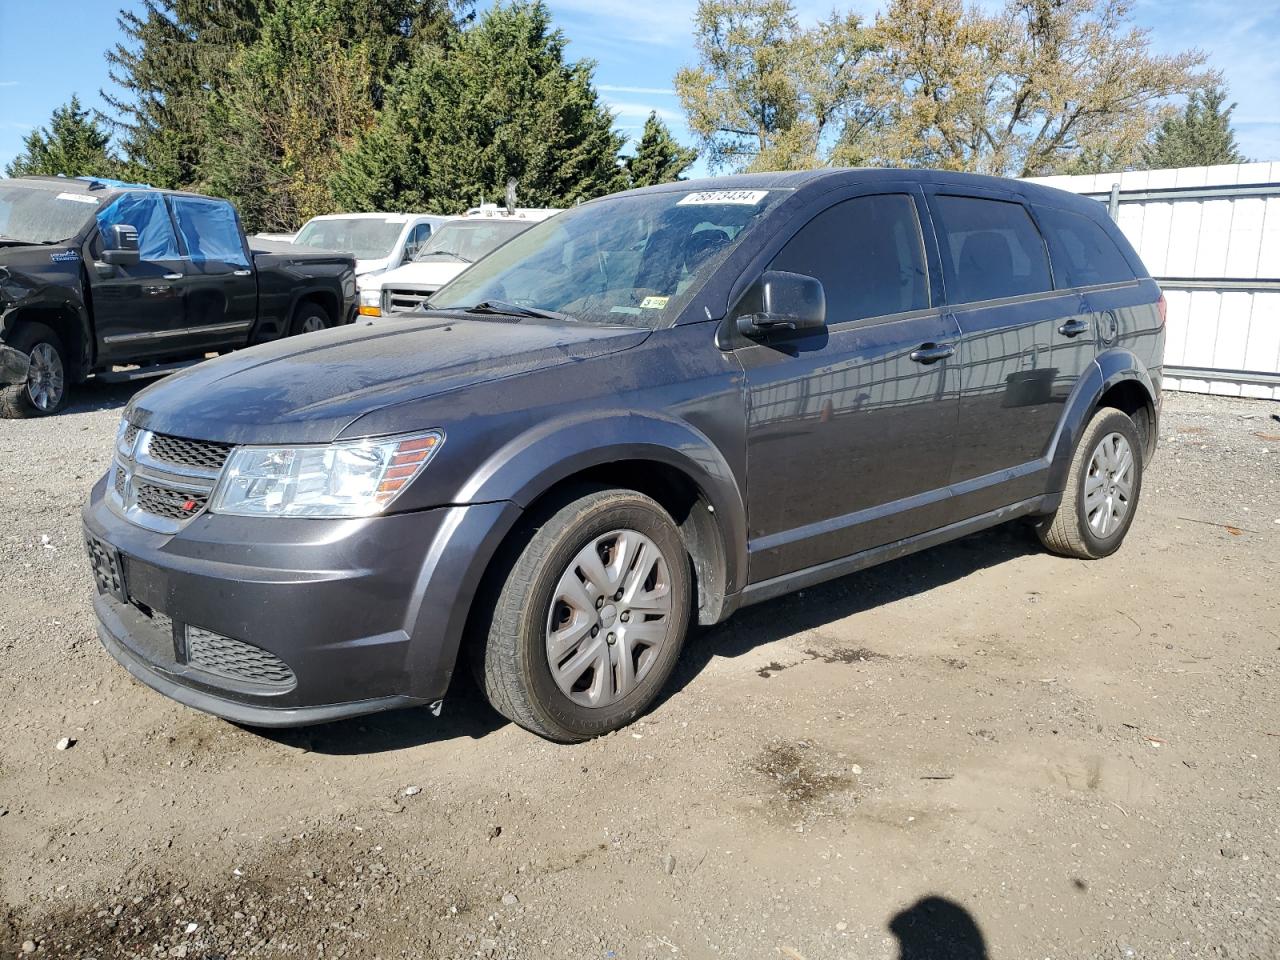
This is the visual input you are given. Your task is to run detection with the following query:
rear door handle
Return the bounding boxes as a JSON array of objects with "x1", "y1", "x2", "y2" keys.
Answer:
[
  {"x1": 1058, "y1": 318, "x2": 1091, "y2": 338},
  {"x1": 910, "y1": 342, "x2": 956, "y2": 364},
  {"x1": 163, "y1": 273, "x2": 184, "y2": 281}
]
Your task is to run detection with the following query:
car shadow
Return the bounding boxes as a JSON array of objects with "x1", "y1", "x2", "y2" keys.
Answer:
[
  {"x1": 255, "y1": 521, "x2": 1040, "y2": 755},
  {"x1": 889, "y1": 895, "x2": 990, "y2": 959},
  {"x1": 65, "y1": 377, "x2": 150, "y2": 414},
  {"x1": 661, "y1": 520, "x2": 1042, "y2": 703}
]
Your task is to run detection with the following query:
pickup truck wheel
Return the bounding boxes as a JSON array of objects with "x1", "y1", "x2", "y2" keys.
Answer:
[
  {"x1": 474, "y1": 487, "x2": 692, "y2": 742},
  {"x1": 1037, "y1": 407, "x2": 1144, "y2": 559},
  {"x1": 290, "y1": 302, "x2": 331, "y2": 336},
  {"x1": 0, "y1": 324, "x2": 69, "y2": 418}
]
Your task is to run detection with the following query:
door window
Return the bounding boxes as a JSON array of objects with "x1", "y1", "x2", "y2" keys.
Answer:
[
  {"x1": 930, "y1": 195, "x2": 1052, "y2": 304},
  {"x1": 1034, "y1": 205, "x2": 1134, "y2": 287},
  {"x1": 168, "y1": 196, "x2": 249, "y2": 267},
  {"x1": 403, "y1": 222, "x2": 432, "y2": 260},
  {"x1": 96, "y1": 192, "x2": 180, "y2": 262},
  {"x1": 769, "y1": 194, "x2": 929, "y2": 323}
]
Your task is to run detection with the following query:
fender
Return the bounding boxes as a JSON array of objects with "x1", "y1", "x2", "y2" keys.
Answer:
[
  {"x1": 1045, "y1": 347, "x2": 1157, "y2": 492},
  {"x1": 454, "y1": 409, "x2": 750, "y2": 600},
  {"x1": 0, "y1": 265, "x2": 94, "y2": 380}
]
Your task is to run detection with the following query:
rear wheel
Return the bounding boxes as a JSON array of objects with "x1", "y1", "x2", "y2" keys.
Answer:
[
  {"x1": 289, "y1": 301, "x2": 331, "y2": 336},
  {"x1": 1037, "y1": 407, "x2": 1144, "y2": 559},
  {"x1": 474, "y1": 488, "x2": 692, "y2": 742},
  {"x1": 0, "y1": 324, "x2": 69, "y2": 418}
]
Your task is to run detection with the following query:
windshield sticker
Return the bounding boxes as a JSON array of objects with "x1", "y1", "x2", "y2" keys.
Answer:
[
  {"x1": 677, "y1": 189, "x2": 768, "y2": 206},
  {"x1": 55, "y1": 192, "x2": 99, "y2": 205},
  {"x1": 639, "y1": 295, "x2": 670, "y2": 309},
  {"x1": 49, "y1": 249, "x2": 80, "y2": 263}
]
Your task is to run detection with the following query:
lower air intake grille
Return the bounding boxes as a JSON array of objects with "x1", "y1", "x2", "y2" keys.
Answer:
[
  {"x1": 135, "y1": 483, "x2": 208, "y2": 521},
  {"x1": 186, "y1": 628, "x2": 297, "y2": 688}
]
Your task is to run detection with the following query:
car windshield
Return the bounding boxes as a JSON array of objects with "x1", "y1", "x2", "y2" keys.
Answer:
[
  {"x1": 294, "y1": 217, "x2": 405, "y2": 259},
  {"x1": 430, "y1": 189, "x2": 789, "y2": 328},
  {"x1": 413, "y1": 219, "x2": 533, "y2": 264},
  {"x1": 0, "y1": 181, "x2": 100, "y2": 245}
]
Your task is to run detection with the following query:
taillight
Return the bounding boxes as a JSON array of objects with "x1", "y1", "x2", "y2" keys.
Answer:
[{"x1": 1156, "y1": 292, "x2": 1167, "y2": 328}]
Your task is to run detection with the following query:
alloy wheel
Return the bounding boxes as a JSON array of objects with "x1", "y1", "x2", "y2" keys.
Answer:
[
  {"x1": 545, "y1": 528, "x2": 674, "y2": 708},
  {"x1": 1084, "y1": 431, "x2": 1134, "y2": 538},
  {"x1": 26, "y1": 342, "x2": 64, "y2": 412}
]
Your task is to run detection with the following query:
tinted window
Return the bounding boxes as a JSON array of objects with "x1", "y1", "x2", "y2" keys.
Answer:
[
  {"x1": 770, "y1": 194, "x2": 928, "y2": 323},
  {"x1": 931, "y1": 195, "x2": 1052, "y2": 303},
  {"x1": 169, "y1": 196, "x2": 248, "y2": 266},
  {"x1": 1035, "y1": 205, "x2": 1134, "y2": 287},
  {"x1": 97, "y1": 192, "x2": 179, "y2": 261}
]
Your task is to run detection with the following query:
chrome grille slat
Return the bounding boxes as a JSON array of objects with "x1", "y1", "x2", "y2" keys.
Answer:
[
  {"x1": 384, "y1": 287, "x2": 435, "y2": 314},
  {"x1": 113, "y1": 424, "x2": 232, "y2": 533}
]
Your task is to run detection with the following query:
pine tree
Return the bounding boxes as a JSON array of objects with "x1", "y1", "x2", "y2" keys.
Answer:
[
  {"x1": 333, "y1": 1, "x2": 627, "y2": 214},
  {"x1": 5, "y1": 96, "x2": 121, "y2": 179},
  {"x1": 1140, "y1": 85, "x2": 1248, "y2": 170},
  {"x1": 625, "y1": 113, "x2": 698, "y2": 187}
]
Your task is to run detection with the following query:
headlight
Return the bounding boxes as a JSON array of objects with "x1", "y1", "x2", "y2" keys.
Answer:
[
  {"x1": 210, "y1": 431, "x2": 443, "y2": 518},
  {"x1": 358, "y1": 287, "x2": 381, "y2": 317}
]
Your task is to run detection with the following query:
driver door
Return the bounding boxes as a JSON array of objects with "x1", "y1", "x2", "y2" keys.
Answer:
[{"x1": 734, "y1": 189, "x2": 962, "y2": 584}]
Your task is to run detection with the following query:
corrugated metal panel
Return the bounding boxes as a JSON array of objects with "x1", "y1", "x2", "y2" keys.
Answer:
[{"x1": 1025, "y1": 163, "x2": 1280, "y2": 400}]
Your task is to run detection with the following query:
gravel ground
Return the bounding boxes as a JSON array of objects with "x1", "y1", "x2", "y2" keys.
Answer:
[{"x1": 1, "y1": 383, "x2": 1278, "y2": 960}]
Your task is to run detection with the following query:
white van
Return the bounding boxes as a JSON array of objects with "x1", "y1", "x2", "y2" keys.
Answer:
[
  {"x1": 360, "y1": 206, "x2": 560, "y2": 317},
  {"x1": 293, "y1": 212, "x2": 454, "y2": 291}
]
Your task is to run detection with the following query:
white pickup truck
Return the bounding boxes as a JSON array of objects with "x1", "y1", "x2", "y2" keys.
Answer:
[
  {"x1": 293, "y1": 212, "x2": 454, "y2": 293},
  {"x1": 359, "y1": 206, "x2": 560, "y2": 317}
]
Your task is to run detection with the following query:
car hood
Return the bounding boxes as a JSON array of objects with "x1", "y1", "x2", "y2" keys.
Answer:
[
  {"x1": 375, "y1": 259, "x2": 466, "y2": 290},
  {"x1": 354, "y1": 256, "x2": 391, "y2": 276},
  {"x1": 127, "y1": 315, "x2": 650, "y2": 444}
]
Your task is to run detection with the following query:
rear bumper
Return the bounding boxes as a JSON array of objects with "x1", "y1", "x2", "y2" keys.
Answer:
[
  {"x1": 83, "y1": 474, "x2": 521, "y2": 727},
  {"x1": 0, "y1": 342, "x2": 29, "y2": 386}
]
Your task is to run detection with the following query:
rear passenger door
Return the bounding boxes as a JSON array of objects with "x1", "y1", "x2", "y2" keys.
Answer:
[
  {"x1": 167, "y1": 195, "x2": 257, "y2": 350},
  {"x1": 736, "y1": 189, "x2": 962, "y2": 583},
  {"x1": 925, "y1": 190, "x2": 1092, "y2": 513}
]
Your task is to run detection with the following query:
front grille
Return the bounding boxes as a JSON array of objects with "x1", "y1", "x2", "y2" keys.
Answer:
[
  {"x1": 134, "y1": 482, "x2": 208, "y2": 521},
  {"x1": 384, "y1": 287, "x2": 435, "y2": 314},
  {"x1": 121, "y1": 423, "x2": 139, "y2": 452},
  {"x1": 112, "y1": 465, "x2": 127, "y2": 498},
  {"x1": 146, "y1": 434, "x2": 232, "y2": 472},
  {"x1": 186, "y1": 627, "x2": 296, "y2": 688}
]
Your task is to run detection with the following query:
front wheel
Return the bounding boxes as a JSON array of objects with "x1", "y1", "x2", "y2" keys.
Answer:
[
  {"x1": 1037, "y1": 407, "x2": 1144, "y2": 559},
  {"x1": 474, "y1": 488, "x2": 692, "y2": 742},
  {"x1": 0, "y1": 324, "x2": 69, "y2": 418}
]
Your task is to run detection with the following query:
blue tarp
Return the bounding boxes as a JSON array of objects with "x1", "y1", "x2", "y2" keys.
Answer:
[
  {"x1": 169, "y1": 195, "x2": 249, "y2": 267},
  {"x1": 96, "y1": 193, "x2": 180, "y2": 261}
]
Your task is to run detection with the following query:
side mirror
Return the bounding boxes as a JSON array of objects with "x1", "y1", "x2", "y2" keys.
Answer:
[
  {"x1": 101, "y1": 224, "x2": 140, "y2": 266},
  {"x1": 734, "y1": 270, "x2": 826, "y2": 339}
]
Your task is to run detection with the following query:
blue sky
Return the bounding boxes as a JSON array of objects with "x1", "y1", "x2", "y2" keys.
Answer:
[{"x1": 2, "y1": 0, "x2": 1277, "y2": 178}]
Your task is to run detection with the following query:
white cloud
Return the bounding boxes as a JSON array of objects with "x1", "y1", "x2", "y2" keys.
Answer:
[
  {"x1": 0, "y1": 81, "x2": 21, "y2": 88},
  {"x1": 598, "y1": 84, "x2": 676, "y2": 96},
  {"x1": 604, "y1": 100, "x2": 685, "y2": 124}
]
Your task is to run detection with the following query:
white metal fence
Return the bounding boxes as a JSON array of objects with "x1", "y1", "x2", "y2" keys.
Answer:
[{"x1": 1026, "y1": 163, "x2": 1280, "y2": 400}]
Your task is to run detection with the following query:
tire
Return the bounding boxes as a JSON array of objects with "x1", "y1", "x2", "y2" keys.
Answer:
[
  {"x1": 473, "y1": 487, "x2": 693, "y2": 742},
  {"x1": 0, "y1": 324, "x2": 69, "y2": 418},
  {"x1": 289, "y1": 301, "x2": 331, "y2": 336},
  {"x1": 1037, "y1": 407, "x2": 1144, "y2": 559}
]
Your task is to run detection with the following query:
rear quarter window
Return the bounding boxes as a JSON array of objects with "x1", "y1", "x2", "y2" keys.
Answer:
[
  {"x1": 1034, "y1": 205, "x2": 1135, "y2": 287},
  {"x1": 930, "y1": 195, "x2": 1052, "y2": 304}
]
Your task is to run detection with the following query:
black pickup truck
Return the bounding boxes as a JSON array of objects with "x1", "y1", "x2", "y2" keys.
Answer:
[{"x1": 0, "y1": 176, "x2": 356, "y2": 416}]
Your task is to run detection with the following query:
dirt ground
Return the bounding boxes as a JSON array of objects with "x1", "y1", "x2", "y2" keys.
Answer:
[{"x1": 1, "y1": 383, "x2": 1278, "y2": 960}]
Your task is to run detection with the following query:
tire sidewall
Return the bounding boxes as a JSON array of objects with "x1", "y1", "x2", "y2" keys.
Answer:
[
  {"x1": 290, "y1": 303, "x2": 330, "y2": 336},
  {"x1": 17, "y1": 325, "x2": 68, "y2": 416},
  {"x1": 518, "y1": 496, "x2": 692, "y2": 740},
  {"x1": 1072, "y1": 410, "x2": 1144, "y2": 557}
]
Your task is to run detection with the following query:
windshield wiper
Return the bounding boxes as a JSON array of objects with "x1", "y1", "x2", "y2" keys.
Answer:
[
  {"x1": 416, "y1": 250, "x2": 471, "y2": 263},
  {"x1": 463, "y1": 300, "x2": 577, "y2": 323}
]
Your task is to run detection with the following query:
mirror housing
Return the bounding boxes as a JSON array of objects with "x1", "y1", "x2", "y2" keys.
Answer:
[
  {"x1": 735, "y1": 270, "x2": 826, "y2": 339},
  {"x1": 101, "y1": 224, "x2": 140, "y2": 266}
]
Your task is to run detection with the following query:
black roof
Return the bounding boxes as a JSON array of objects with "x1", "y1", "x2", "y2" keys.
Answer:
[
  {"x1": 3, "y1": 175, "x2": 220, "y2": 203},
  {"x1": 615, "y1": 167, "x2": 1104, "y2": 217}
]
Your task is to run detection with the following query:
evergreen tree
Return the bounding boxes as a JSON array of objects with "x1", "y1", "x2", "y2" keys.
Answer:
[
  {"x1": 625, "y1": 113, "x2": 698, "y2": 187},
  {"x1": 333, "y1": 1, "x2": 627, "y2": 214},
  {"x1": 1140, "y1": 85, "x2": 1248, "y2": 170},
  {"x1": 5, "y1": 96, "x2": 121, "y2": 179}
]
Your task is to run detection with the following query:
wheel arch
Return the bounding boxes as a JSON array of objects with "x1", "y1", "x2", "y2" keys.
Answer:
[
  {"x1": 290, "y1": 288, "x2": 339, "y2": 327},
  {"x1": 1, "y1": 300, "x2": 92, "y2": 381},
  {"x1": 1047, "y1": 348, "x2": 1158, "y2": 491}
]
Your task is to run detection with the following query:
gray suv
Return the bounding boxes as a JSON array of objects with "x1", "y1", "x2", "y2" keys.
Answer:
[{"x1": 83, "y1": 170, "x2": 1165, "y2": 742}]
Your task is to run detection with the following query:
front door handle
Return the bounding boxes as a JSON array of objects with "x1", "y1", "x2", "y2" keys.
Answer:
[
  {"x1": 910, "y1": 342, "x2": 956, "y2": 364},
  {"x1": 232, "y1": 269, "x2": 252, "y2": 277},
  {"x1": 1058, "y1": 318, "x2": 1091, "y2": 338},
  {"x1": 163, "y1": 273, "x2": 184, "y2": 281}
]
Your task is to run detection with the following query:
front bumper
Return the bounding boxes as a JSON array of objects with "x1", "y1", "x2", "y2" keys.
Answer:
[
  {"x1": 0, "y1": 342, "x2": 29, "y2": 386},
  {"x1": 83, "y1": 474, "x2": 520, "y2": 727}
]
